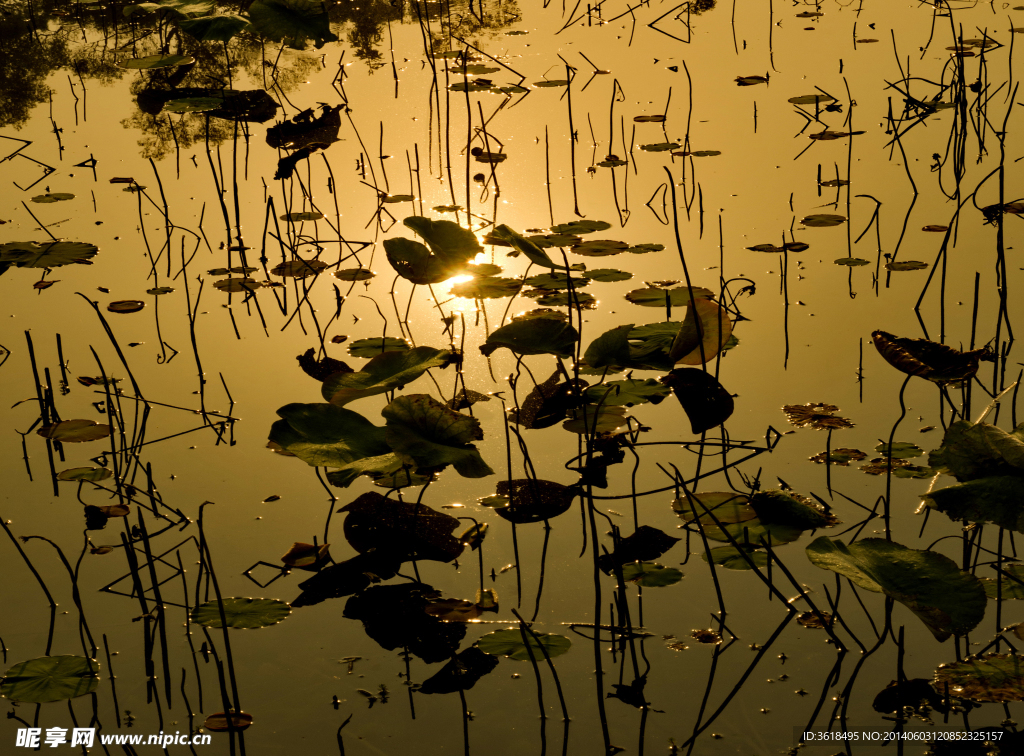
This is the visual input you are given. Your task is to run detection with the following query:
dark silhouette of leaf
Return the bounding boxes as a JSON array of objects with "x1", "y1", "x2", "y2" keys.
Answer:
[
  {"x1": 872, "y1": 678, "x2": 947, "y2": 714},
  {"x1": 340, "y1": 491, "x2": 464, "y2": 563},
  {"x1": 292, "y1": 551, "x2": 401, "y2": 608},
  {"x1": 297, "y1": 348, "x2": 352, "y2": 381},
  {"x1": 419, "y1": 647, "x2": 499, "y2": 694},
  {"x1": 806, "y1": 537, "x2": 986, "y2": 641},
  {"x1": 480, "y1": 320, "x2": 579, "y2": 358},
  {"x1": 343, "y1": 583, "x2": 466, "y2": 663},
  {"x1": 660, "y1": 368, "x2": 734, "y2": 433},
  {"x1": 872, "y1": 330, "x2": 995, "y2": 384},
  {"x1": 598, "y1": 526, "x2": 680, "y2": 574},
  {"x1": 493, "y1": 479, "x2": 577, "y2": 524}
]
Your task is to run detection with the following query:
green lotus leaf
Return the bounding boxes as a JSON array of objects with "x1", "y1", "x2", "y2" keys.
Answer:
[
  {"x1": 268, "y1": 402, "x2": 390, "y2": 468},
  {"x1": 562, "y1": 405, "x2": 630, "y2": 435},
  {"x1": 927, "y1": 421, "x2": 1024, "y2": 481},
  {"x1": 477, "y1": 629, "x2": 571, "y2": 660},
  {"x1": 1, "y1": 656, "x2": 99, "y2": 703},
  {"x1": 248, "y1": 0, "x2": 337, "y2": 48},
  {"x1": 523, "y1": 272, "x2": 590, "y2": 291},
  {"x1": 403, "y1": 216, "x2": 482, "y2": 261},
  {"x1": 550, "y1": 220, "x2": 611, "y2": 235},
  {"x1": 922, "y1": 476, "x2": 1024, "y2": 533},
  {"x1": 178, "y1": 14, "x2": 251, "y2": 42},
  {"x1": 491, "y1": 225, "x2": 561, "y2": 269},
  {"x1": 621, "y1": 562, "x2": 683, "y2": 586},
  {"x1": 31, "y1": 193, "x2": 75, "y2": 203},
  {"x1": 348, "y1": 337, "x2": 410, "y2": 358},
  {"x1": 327, "y1": 450, "x2": 407, "y2": 485},
  {"x1": 382, "y1": 395, "x2": 493, "y2": 478},
  {"x1": 37, "y1": 419, "x2": 111, "y2": 442},
  {"x1": 322, "y1": 346, "x2": 454, "y2": 406},
  {"x1": 805, "y1": 537, "x2": 986, "y2": 641},
  {"x1": 876, "y1": 441, "x2": 924, "y2": 459},
  {"x1": 639, "y1": 142, "x2": 680, "y2": 152},
  {"x1": 479, "y1": 319, "x2": 579, "y2": 358},
  {"x1": 450, "y1": 276, "x2": 523, "y2": 299},
  {"x1": 534, "y1": 291, "x2": 597, "y2": 308},
  {"x1": 980, "y1": 565, "x2": 1024, "y2": 600},
  {"x1": 57, "y1": 466, "x2": 113, "y2": 482},
  {"x1": 935, "y1": 654, "x2": 1024, "y2": 702},
  {"x1": 668, "y1": 296, "x2": 733, "y2": 366},
  {"x1": 584, "y1": 378, "x2": 670, "y2": 407},
  {"x1": 749, "y1": 489, "x2": 834, "y2": 530},
  {"x1": 702, "y1": 546, "x2": 769, "y2": 571},
  {"x1": 582, "y1": 268, "x2": 632, "y2": 282},
  {"x1": 0, "y1": 241, "x2": 98, "y2": 268},
  {"x1": 191, "y1": 597, "x2": 291, "y2": 629}
]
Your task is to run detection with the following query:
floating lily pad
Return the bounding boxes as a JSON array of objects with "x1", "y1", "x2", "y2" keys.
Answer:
[
  {"x1": 585, "y1": 378, "x2": 670, "y2": 407},
  {"x1": 876, "y1": 441, "x2": 924, "y2": 459},
  {"x1": 0, "y1": 656, "x2": 99, "y2": 703},
  {"x1": 979, "y1": 565, "x2": 1024, "y2": 600},
  {"x1": 107, "y1": 300, "x2": 145, "y2": 313},
  {"x1": 0, "y1": 241, "x2": 98, "y2": 268},
  {"x1": 533, "y1": 79, "x2": 569, "y2": 87},
  {"x1": 451, "y1": 276, "x2": 523, "y2": 299},
  {"x1": 213, "y1": 277, "x2": 261, "y2": 292},
  {"x1": 203, "y1": 712, "x2": 253, "y2": 731},
  {"x1": 702, "y1": 546, "x2": 769, "y2": 571},
  {"x1": 535, "y1": 291, "x2": 597, "y2": 308},
  {"x1": 348, "y1": 337, "x2": 411, "y2": 358},
  {"x1": 562, "y1": 405, "x2": 629, "y2": 434},
  {"x1": 31, "y1": 193, "x2": 75, "y2": 203},
  {"x1": 801, "y1": 214, "x2": 846, "y2": 227},
  {"x1": 634, "y1": 115, "x2": 666, "y2": 122},
  {"x1": 57, "y1": 467, "x2": 113, "y2": 482},
  {"x1": 480, "y1": 319, "x2": 579, "y2": 358},
  {"x1": 37, "y1": 419, "x2": 111, "y2": 443},
  {"x1": 624, "y1": 286, "x2": 713, "y2": 307},
  {"x1": 334, "y1": 268, "x2": 375, "y2": 282},
  {"x1": 191, "y1": 597, "x2": 291, "y2": 629},
  {"x1": 271, "y1": 259, "x2": 329, "y2": 278},
  {"x1": 147, "y1": 286, "x2": 174, "y2": 295},
  {"x1": 627, "y1": 243, "x2": 665, "y2": 254},
  {"x1": 550, "y1": 220, "x2": 612, "y2": 235},
  {"x1": 809, "y1": 448, "x2": 866, "y2": 465},
  {"x1": 621, "y1": 562, "x2": 683, "y2": 586},
  {"x1": 477, "y1": 629, "x2": 571, "y2": 660},
  {"x1": 280, "y1": 211, "x2": 324, "y2": 222},
  {"x1": 886, "y1": 260, "x2": 928, "y2": 271},
  {"x1": 582, "y1": 268, "x2": 632, "y2": 282},
  {"x1": 935, "y1": 655, "x2": 1024, "y2": 702},
  {"x1": 639, "y1": 142, "x2": 681, "y2": 152},
  {"x1": 789, "y1": 94, "x2": 836, "y2": 105},
  {"x1": 835, "y1": 257, "x2": 870, "y2": 266},
  {"x1": 523, "y1": 272, "x2": 589, "y2": 291}
]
